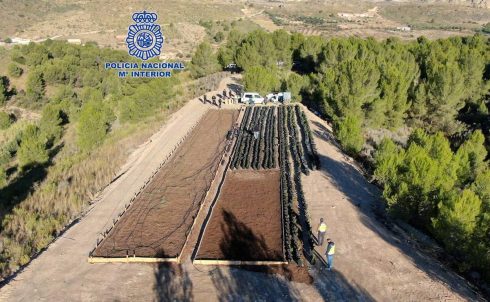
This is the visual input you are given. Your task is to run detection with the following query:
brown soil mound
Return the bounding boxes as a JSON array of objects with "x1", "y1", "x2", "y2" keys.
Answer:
[
  {"x1": 93, "y1": 109, "x2": 238, "y2": 258},
  {"x1": 196, "y1": 169, "x2": 283, "y2": 261}
]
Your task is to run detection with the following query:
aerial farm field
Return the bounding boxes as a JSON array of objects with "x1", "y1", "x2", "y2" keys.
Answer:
[{"x1": 93, "y1": 109, "x2": 238, "y2": 258}]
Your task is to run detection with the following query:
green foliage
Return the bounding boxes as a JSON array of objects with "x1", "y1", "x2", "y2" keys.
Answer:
[
  {"x1": 39, "y1": 103, "x2": 64, "y2": 143},
  {"x1": 235, "y1": 30, "x2": 277, "y2": 71},
  {"x1": 77, "y1": 100, "x2": 115, "y2": 151},
  {"x1": 17, "y1": 125, "x2": 49, "y2": 169},
  {"x1": 242, "y1": 66, "x2": 279, "y2": 95},
  {"x1": 282, "y1": 73, "x2": 306, "y2": 102},
  {"x1": 8, "y1": 63, "x2": 23, "y2": 78},
  {"x1": 190, "y1": 42, "x2": 220, "y2": 78},
  {"x1": 25, "y1": 44, "x2": 50, "y2": 66},
  {"x1": 0, "y1": 112, "x2": 12, "y2": 129},
  {"x1": 374, "y1": 130, "x2": 490, "y2": 279},
  {"x1": 0, "y1": 76, "x2": 8, "y2": 106},
  {"x1": 335, "y1": 115, "x2": 364, "y2": 154},
  {"x1": 454, "y1": 130, "x2": 487, "y2": 185},
  {"x1": 213, "y1": 31, "x2": 224, "y2": 43},
  {"x1": 432, "y1": 189, "x2": 482, "y2": 253},
  {"x1": 26, "y1": 69, "x2": 45, "y2": 102}
]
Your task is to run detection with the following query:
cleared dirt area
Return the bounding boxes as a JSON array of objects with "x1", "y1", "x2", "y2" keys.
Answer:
[
  {"x1": 93, "y1": 109, "x2": 238, "y2": 258},
  {"x1": 196, "y1": 169, "x2": 283, "y2": 261}
]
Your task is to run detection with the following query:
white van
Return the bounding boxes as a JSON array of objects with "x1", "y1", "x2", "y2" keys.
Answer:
[{"x1": 240, "y1": 92, "x2": 264, "y2": 104}]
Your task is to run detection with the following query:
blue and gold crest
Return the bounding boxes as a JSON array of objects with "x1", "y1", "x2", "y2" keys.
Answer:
[{"x1": 126, "y1": 11, "x2": 164, "y2": 60}]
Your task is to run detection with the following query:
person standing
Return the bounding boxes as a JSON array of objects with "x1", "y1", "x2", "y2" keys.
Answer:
[
  {"x1": 317, "y1": 218, "x2": 327, "y2": 245},
  {"x1": 325, "y1": 238, "x2": 335, "y2": 270}
]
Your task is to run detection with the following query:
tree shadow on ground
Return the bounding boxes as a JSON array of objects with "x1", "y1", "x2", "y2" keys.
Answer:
[
  {"x1": 207, "y1": 210, "x2": 300, "y2": 301},
  {"x1": 154, "y1": 259, "x2": 193, "y2": 302},
  {"x1": 312, "y1": 138, "x2": 482, "y2": 300},
  {"x1": 0, "y1": 143, "x2": 63, "y2": 221},
  {"x1": 219, "y1": 210, "x2": 282, "y2": 260},
  {"x1": 209, "y1": 265, "x2": 300, "y2": 302}
]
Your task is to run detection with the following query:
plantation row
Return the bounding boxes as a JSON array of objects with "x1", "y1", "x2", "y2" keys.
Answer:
[
  {"x1": 287, "y1": 106, "x2": 314, "y2": 253},
  {"x1": 295, "y1": 106, "x2": 321, "y2": 170},
  {"x1": 230, "y1": 106, "x2": 277, "y2": 170},
  {"x1": 279, "y1": 105, "x2": 317, "y2": 263},
  {"x1": 278, "y1": 106, "x2": 303, "y2": 264}
]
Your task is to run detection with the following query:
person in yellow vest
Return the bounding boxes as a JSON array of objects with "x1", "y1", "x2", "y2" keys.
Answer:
[
  {"x1": 326, "y1": 238, "x2": 335, "y2": 270},
  {"x1": 317, "y1": 218, "x2": 327, "y2": 245}
]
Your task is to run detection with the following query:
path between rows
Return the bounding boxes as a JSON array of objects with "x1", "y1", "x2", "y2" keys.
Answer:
[{"x1": 0, "y1": 82, "x2": 481, "y2": 300}]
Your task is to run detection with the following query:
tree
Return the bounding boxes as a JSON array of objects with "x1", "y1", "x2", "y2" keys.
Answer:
[
  {"x1": 8, "y1": 64, "x2": 23, "y2": 78},
  {"x1": 242, "y1": 66, "x2": 279, "y2": 95},
  {"x1": 190, "y1": 42, "x2": 220, "y2": 78},
  {"x1": 25, "y1": 44, "x2": 50, "y2": 66},
  {"x1": 335, "y1": 115, "x2": 364, "y2": 154},
  {"x1": 432, "y1": 189, "x2": 482, "y2": 254},
  {"x1": 235, "y1": 30, "x2": 277, "y2": 71},
  {"x1": 282, "y1": 72, "x2": 306, "y2": 102},
  {"x1": 39, "y1": 103, "x2": 64, "y2": 143},
  {"x1": 213, "y1": 31, "x2": 224, "y2": 43},
  {"x1": 26, "y1": 70, "x2": 45, "y2": 102},
  {"x1": 455, "y1": 130, "x2": 487, "y2": 185},
  {"x1": 77, "y1": 100, "x2": 115, "y2": 151},
  {"x1": 17, "y1": 125, "x2": 49, "y2": 169},
  {"x1": 0, "y1": 76, "x2": 8, "y2": 105}
]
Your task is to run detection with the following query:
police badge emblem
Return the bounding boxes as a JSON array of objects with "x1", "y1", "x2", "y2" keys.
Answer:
[{"x1": 126, "y1": 11, "x2": 164, "y2": 60}]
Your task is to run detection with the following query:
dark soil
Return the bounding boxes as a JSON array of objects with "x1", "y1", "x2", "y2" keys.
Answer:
[
  {"x1": 196, "y1": 169, "x2": 283, "y2": 261},
  {"x1": 93, "y1": 109, "x2": 239, "y2": 258}
]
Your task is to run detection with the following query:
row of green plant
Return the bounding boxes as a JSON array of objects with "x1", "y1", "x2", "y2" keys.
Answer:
[
  {"x1": 286, "y1": 106, "x2": 314, "y2": 252},
  {"x1": 262, "y1": 106, "x2": 277, "y2": 169},
  {"x1": 230, "y1": 106, "x2": 277, "y2": 170},
  {"x1": 295, "y1": 106, "x2": 320, "y2": 170},
  {"x1": 251, "y1": 107, "x2": 267, "y2": 169},
  {"x1": 230, "y1": 106, "x2": 252, "y2": 169},
  {"x1": 278, "y1": 106, "x2": 302, "y2": 264},
  {"x1": 287, "y1": 106, "x2": 309, "y2": 175}
]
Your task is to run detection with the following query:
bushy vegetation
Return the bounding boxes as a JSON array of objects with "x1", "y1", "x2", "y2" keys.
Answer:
[
  {"x1": 217, "y1": 30, "x2": 490, "y2": 282},
  {"x1": 0, "y1": 40, "x2": 182, "y2": 278},
  {"x1": 0, "y1": 111, "x2": 12, "y2": 129},
  {"x1": 190, "y1": 42, "x2": 220, "y2": 78}
]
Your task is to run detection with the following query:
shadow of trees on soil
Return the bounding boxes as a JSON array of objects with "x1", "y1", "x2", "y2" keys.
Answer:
[
  {"x1": 219, "y1": 210, "x2": 281, "y2": 261},
  {"x1": 154, "y1": 262, "x2": 193, "y2": 302},
  {"x1": 311, "y1": 125, "x2": 482, "y2": 300},
  {"x1": 0, "y1": 143, "x2": 63, "y2": 221},
  {"x1": 208, "y1": 210, "x2": 375, "y2": 301}
]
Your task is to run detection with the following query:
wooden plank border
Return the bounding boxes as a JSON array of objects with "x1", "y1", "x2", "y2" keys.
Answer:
[
  {"x1": 193, "y1": 259, "x2": 288, "y2": 266},
  {"x1": 88, "y1": 256, "x2": 178, "y2": 264}
]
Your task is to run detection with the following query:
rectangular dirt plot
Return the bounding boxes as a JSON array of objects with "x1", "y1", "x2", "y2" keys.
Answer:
[
  {"x1": 196, "y1": 169, "x2": 284, "y2": 261},
  {"x1": 93, "y1": 109, "x2": 239, "y2": 258}
]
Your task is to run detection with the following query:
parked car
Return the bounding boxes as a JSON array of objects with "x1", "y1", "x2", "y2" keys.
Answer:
[{"x1": 240, "y1": 92, "x2": 264, "y2": 104}]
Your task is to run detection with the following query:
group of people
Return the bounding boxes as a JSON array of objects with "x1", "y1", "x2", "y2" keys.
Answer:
[
  {"x1": 201, "y1": 89, "x2": 237, "y2": 108},
  {"x1": 317, "y1": 218, "x2": 335, "y2": 271}
]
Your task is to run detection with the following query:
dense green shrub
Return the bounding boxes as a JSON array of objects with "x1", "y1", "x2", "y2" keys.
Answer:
[
  {"x1": 0, "y1": 112, "x2": 12, "y2": 129},
  {"x1": 8, "y1": 63, "x2": 23, "y2": 78}
]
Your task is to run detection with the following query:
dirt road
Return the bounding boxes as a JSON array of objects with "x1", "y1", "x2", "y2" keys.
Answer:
[{"x1": 0, "y1": 90, "x2": 482, "y2": 301}]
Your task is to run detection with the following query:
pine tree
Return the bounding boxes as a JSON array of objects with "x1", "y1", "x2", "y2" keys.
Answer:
[
  {"x1": 190, "y1": 42, "x2": 220, "y2": 78},
  {"x1": 17, "y1": 125, "x2": 49, "y2": 169},
  {"x1": 335, "y1": 115, "x2": 364, "y2": 154}
]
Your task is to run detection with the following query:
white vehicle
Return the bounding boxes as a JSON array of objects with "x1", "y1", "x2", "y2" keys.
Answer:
[{"x1": 241, "y1": 92, "x2": 264, "y2": 104}]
